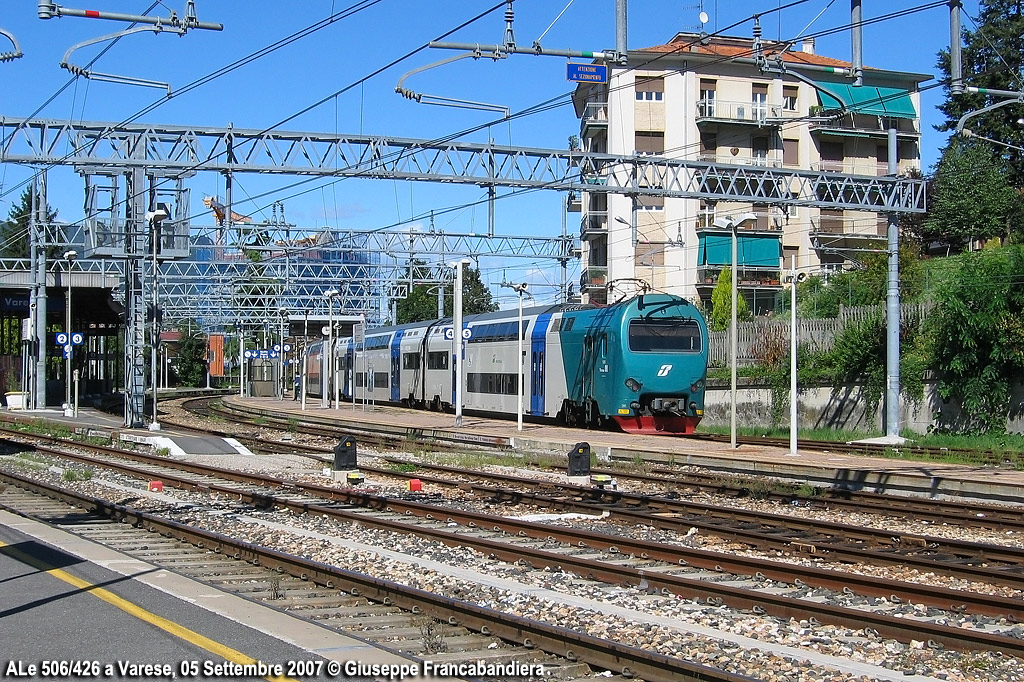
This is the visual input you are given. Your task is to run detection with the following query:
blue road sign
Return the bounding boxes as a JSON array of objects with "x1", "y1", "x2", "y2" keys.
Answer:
[
  {"x1": 55, "y1": 332, "x2": 68, "y2": 345},
  {"x1": 567, "y1": 62, "x2": 607, "y2": 83},
  {"x1": 71, "y1": 332, "x2": 84, "y2": 345},
  {"x1": 62, "y1": 344, "x2": 72, "y2": 359}
]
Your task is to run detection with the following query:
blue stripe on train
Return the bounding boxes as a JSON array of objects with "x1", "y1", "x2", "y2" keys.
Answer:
[
  {"x1": 390, "y1": 329, "x2": 405, "y2": 403},
  {"x1": 529, "y1": 313, "x2": 553, "y2": 415}
]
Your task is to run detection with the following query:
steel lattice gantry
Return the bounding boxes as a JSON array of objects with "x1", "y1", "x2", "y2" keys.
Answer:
[
  {"x1": 0, "y1": 116, "x2": 927, "y2": 427},
  {"x1": 0, "y1": 118, "x2": 926, "y2": 211}
]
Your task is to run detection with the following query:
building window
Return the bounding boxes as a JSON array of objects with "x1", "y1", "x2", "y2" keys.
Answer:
[
  {"x1": 638, "y1": 195, "x2": 664, "y2": 211},
  {"x1": 783, "y1": 138, "x2": 799, "y2": 167},
  {"x1": 752, "y1": 136, "x2": 770, "y2": 167},
  {"x1": 635, "y1": 76, "x2": 664, "y2": 101},
  {"x1": 751, "y1": 83, "x2": 769, "y2": 121},
  {"x1": 783, "y1": 85, "x2": 798, "y2": 112},
  {"x1": 634, "y1": 131, "x2": 664, "y2": 156},
  {"x1": 699, "y1": 79, "x2": 716, "y2": 116}
]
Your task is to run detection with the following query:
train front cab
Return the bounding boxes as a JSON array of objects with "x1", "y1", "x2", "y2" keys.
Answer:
[{"x1": 610, "y1": 296, "x2": 708, "y2": 434}]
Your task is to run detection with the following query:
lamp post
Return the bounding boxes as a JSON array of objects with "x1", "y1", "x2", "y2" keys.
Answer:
[
  {"x1": 502, "y1": 282, "x2": 530, "y2": 431},
  {"x1": 62, "y1": 249, "x2": 77, "y2": 417},
  {"x1": 323, "y1": 289, "x2": 339, "y2": 409},
  {"x1": 712, "y1": 213, "x2": 756, "y2": 449},
  {"x1": 452, "y1": 258, "x2": 470, "y2": 427},
  {"x1": 786, "y1": 256, "x2": 806, "y2": 456},
  {"x1": 277, "y1": 306, "x2": 287, "y2": 401},
  {"x1": 145, "y1": 204, "x2": 168, "y2": 431}
]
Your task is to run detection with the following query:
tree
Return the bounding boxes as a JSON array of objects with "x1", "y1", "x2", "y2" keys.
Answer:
[
  {"x1": 709, "y1": 267, "x2": 748, "y2": 332},
  {"x1": 927, "y1": 246, "x2": 1024, "y2": 433},
  {"x1": 0, "y1": 187, "x2": 58, "y2": 259},
  {"x1": 935, "y1": 0, "x2": 1024, "y2": 186},
  {"x1": 797, "y1": 244, "x2": 924, "y2": 319},
  {"x1": 175, "y1": 330, "x2": 209, "y2": 387},
  {"x1": 396, "y1": 264, "x2": 497, "y2": 324},
  {"x1": 925, "y1": 139, "x2": 1019, "y2": 246}
]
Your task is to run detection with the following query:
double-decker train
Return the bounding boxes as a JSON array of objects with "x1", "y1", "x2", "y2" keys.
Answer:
[{"x1": 304, "y1": 293, "x2": 708, "y2": 434}]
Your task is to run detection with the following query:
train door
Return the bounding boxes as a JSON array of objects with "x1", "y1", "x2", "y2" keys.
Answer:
[
  {"x1": 530, "y1": 313, "x2": 553, "y2": 415},
  {"x1": 390, "y1": 330, "x2": 405, "y2": 403}
]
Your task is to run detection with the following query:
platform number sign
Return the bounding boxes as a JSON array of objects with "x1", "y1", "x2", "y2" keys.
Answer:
[{"x1": 442, "y1": 327, "x2": 473, "y2": 340}]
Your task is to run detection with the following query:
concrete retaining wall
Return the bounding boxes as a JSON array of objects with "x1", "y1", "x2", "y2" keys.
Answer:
[{"x1": 703, "y1": 376, "x2": 1024, "y2": 435}]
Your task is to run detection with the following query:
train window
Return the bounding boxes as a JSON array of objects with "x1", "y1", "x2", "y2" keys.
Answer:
[
  {"x1": 628, "y1": 319, "x2": 703, "y2": 352},
  {"x1": 467, "y1": 372, "x2": 518, "y2": 395},
  {"x1": 355, "y1": 373, "x2": 365, "y2": 388},
  {"x1": 374, "y1": 372, "x2": 389, "y2": 388},
  {"x1": 563, "y1": 318, "x2": 576, "y2": 332},
  {"x1": 427, "y1": 351, "x2": 449, "y2": 370},
  {"x1": 403, "y1": 352, "x2": 421, "y2": 370},
  {"x1": 551, "y1": 318, "x2": 562, "y2": 332}
]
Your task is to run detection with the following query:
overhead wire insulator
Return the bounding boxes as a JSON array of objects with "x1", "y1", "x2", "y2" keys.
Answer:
[{"x1": 0, "y1": 27, "x2": 23, "y2": 62}]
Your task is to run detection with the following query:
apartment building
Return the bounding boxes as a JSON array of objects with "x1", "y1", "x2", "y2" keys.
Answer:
[{"x1": 571, "y1": 33, "x2": 927, "y2": 312}]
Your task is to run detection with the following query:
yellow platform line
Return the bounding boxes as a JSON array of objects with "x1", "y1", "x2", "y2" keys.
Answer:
[{"x1": 0, "y1": 540, "x2": 300, "y2": 682}]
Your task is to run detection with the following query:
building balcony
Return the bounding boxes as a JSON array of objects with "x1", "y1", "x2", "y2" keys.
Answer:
[
  {"x1": 580, "y1": 101, "x2": 608, "y2": 133},
  {"x1": 696, "y1": 99, "x2": 779, "y2": 126},
  {"x1": 695, "y1": 210, "x2": 784, "y2": 232},
  {"x1": 580, "y1": 265, "x2": 607, "y2": 293},
  {"x1": 695, "y1": 265, "x2": 782, "y2": 289},
  {"x1": 580, "y1": 211, "x2": 608, "y2": 239},
  {"x1": 698, "y1": 152, "x2": 784, "y2": 169},
  {"x1": 809, "y1": 115, "x2": 920, "y2": 139},
  {"x1": 812, "y1": 159, "x2": 919, "y2": 177},
  {"x1": 810, "y1": 214, "x2": 887, "y2": 238}
]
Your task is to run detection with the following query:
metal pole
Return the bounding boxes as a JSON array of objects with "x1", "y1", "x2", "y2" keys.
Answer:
[
  {"x1": 302, "y1": 312, "x2": 308, "y2": 410},
  {"x1": 615, "y1": 0, "x2": 627, "y2": 63},
  {"x1": 885, "y1": 127, "x2": 901, "y2": 439},
  {"x1": 950, "y1": 1, "x2": 963, "y2": 95},
  {"x1": 851, "y1": 0, "x2": 863, "y2": 86},
  {"x1": 517, "y1": 288, "x2": 524, "y2": 431},
  {"x1": 730, "y1": 224, "x2": 738, "y2": 449},
  {"x1": 789, "y1": 255, "x2": 798, "y2": 456},
  {"x1": 150, "y1": 221, "x2": 159, "y2": 430},
  {"x1": 279, "y1": 312, "x2": 285, "y2": 401},
  {"x1": 239, "y1": 327, "x2": 245, "y2": 397},
  {"x1": 453, "y1": 259, "x2": 466, "y2": 427},
  {"x1": 64, "y1": 255, "x2": 74, "y2": 416},
  {"x1": 326, "y1": 303, "x2": 333, "y2": 408}
]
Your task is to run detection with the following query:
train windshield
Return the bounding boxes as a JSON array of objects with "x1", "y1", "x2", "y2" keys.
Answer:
[{"x1": 628, "y1": 318, "x2": 702, "y2": 352}]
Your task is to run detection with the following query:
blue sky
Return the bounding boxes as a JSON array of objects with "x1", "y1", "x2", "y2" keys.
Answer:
[{"x1": 0, "y1": 1, "x2": 977, "y2": 307}]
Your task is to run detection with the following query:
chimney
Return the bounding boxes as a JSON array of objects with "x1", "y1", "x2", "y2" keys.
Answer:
[{"x1": 801, "y1": 37, "x2": 815, "y2": 54}]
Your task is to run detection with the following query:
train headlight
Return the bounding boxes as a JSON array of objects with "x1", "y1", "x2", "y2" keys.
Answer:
[
  {"x1": 625, "y1": 377, "x2": 642, "y2": 392},
  {"x1": 629, "y1": 401, "x2": 641, "y2": 411},
  {"x1": 690, "y1": 379, "x2": 705, "y2": 393}
]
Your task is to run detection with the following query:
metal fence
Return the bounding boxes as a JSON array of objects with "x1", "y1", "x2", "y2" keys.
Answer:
[{"x1": 708, "y1": 302, "x2": 932, "y2": 367}]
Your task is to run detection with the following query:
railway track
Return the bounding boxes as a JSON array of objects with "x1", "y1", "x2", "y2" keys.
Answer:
[
  {"x1": 135, "y1": 410, "x2": 1024, "y2": 590},
  {"x1": 3, "y1": 433, "x2": 1023, "y2": 659},
  {"x1": 0, "y1": 471, "x2": 707, "y2": 682}
]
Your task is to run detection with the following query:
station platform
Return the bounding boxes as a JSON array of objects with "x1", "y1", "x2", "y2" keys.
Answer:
[
  {"x1": 0, "y1": 406, "x2": 250, "y2": 458},
  {"x1": 230, "y1": 395, "x2": 1024, "y2": 505},
  {"x1": 0, "y1": 510, "x2": 426, "y2": 681}
]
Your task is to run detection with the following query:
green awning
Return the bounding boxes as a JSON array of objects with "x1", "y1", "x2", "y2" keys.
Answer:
[
  {"x1": 699, "y1": 234, "x2": 781, "y2": 267},
  {"x1": 815, "y1": 81, "x2": 917, "y2": 119}
]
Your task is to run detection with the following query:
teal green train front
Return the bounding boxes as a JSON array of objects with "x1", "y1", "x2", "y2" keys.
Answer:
[{"x1": 556, "y1": 294, "x2": 708, "y2": 434}]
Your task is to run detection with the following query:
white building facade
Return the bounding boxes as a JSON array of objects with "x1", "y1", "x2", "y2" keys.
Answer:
[{"x1": 572, "y1": 33, "x2": 927, "y2": 313}]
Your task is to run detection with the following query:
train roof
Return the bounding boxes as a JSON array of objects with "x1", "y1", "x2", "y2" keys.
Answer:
[{"x1": 350, "y1": 294, "x2": 698, "y2": 338}]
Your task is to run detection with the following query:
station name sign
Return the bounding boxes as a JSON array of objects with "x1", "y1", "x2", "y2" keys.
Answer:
[{"x1": 567, "y1": 62, "x2": 607, "y2": 83}]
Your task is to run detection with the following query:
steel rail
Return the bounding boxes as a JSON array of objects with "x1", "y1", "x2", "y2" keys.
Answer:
[
  {"x1": 0, "y1": 470, "x2": 756, "y2": 682},
  {"x1": 6, "y1": 446, "x2": 1024, "y2": 646}
]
